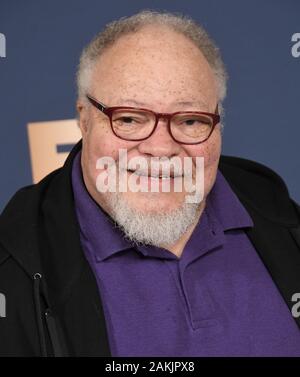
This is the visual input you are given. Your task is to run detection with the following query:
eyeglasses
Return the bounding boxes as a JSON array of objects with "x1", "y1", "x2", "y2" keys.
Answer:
[{"x1": 86, "y1": 94, "x2": 220, "y2": 145}]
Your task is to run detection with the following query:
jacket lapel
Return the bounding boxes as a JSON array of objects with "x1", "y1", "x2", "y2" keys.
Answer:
[
  {"x1": 219, "y1": 157, "x2": 300, "y2": 329},
  {"x1": 39, "y1": 140, "x2": 111, "y2": 356},
  {"x1": 244, "y1": 203, "x2": 300, "y2": 329}
]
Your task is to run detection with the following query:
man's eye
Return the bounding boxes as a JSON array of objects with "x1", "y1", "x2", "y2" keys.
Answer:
[
  {"x1": 182, "y1": 118, "x2": 205, "y2": 126},
  {"x1": 120, "y1": 117, "x2": 135, "y2": 123},
  {"x1": 115, "y1": 116, "x2": 137, "y2": 125},
  {"x1": 184, "y1": 119, "x2": 197, "y2": 126},
  {"x1": 181, "y1": 118, "x2": 211, "y2": 126},
  {"x1": 114, "y1": 114, "x2": 149, "y2": 126}
]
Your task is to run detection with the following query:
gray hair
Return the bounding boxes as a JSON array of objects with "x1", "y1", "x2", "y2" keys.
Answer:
[{"x1": 76, "y1": 10, "x2": 228, "y2": 110}]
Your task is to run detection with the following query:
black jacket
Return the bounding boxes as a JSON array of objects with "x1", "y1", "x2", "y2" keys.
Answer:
[{"x1": 0, "y1": 140, "x2": 300, "y2": 357}]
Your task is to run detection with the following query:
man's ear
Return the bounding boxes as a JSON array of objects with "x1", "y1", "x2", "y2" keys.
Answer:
[{"x1": 76, "y1": 100, "x2": 90, "y2": 136}]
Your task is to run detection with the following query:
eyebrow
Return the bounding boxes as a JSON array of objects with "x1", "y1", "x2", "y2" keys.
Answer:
[
  {"x1": 117, "y1": 98, "x2": 209, "y2": 110},
  {"x1": 176, "y1": 100, "x2": 209, "y2": 109}
]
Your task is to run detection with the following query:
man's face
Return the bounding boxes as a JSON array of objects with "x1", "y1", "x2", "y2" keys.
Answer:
[{"x1": 78, "y1": 25, "x2": 222, "y2": 217}]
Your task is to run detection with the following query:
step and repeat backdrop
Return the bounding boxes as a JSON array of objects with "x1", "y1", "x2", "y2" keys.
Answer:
[{"x1": 0, "y1": 0, "x2": 299, "y2": 210}]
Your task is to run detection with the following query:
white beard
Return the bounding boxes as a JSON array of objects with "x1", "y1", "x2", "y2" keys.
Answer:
[{"x1": 106, "y1": 192, "x2": 201, "y2": 248}]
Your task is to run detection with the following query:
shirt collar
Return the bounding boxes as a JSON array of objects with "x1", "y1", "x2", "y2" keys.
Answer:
[{"x1": 207, "y1": 170, "x2": 254, "y2": 231}]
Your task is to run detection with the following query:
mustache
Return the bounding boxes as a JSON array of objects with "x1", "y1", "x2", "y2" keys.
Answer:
[{"x1": 123, "y1": 156, "x2": 190, "y2": 178}]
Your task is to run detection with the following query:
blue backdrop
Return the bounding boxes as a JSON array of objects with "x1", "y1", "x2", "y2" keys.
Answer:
[{"x1": 0, "y1": 0, "x2": 299, "y2": 210}]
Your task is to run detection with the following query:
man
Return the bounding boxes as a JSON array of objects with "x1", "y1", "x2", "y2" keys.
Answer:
[{"x1": 1, "y1": 10, "x2": 300, "y2": 357}]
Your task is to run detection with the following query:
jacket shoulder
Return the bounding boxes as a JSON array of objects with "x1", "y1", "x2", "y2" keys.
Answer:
[
  {"x1": 219, "y1": 155, "x2": 289, "y2": 192},
  {"x1": 219, "y1": 155, "x2": 300, "y2": 225},
  {"x1": 0, "y1": 167, "x2": 61, "y2": 222},
  {"x1": 0, "y1": 167, "x2": 63, "y2": 273},
  {"x1": 0, "y1": 140, "x2": 82, "y2": 224}
]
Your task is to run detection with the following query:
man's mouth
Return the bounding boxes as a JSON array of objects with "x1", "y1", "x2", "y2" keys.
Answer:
[{"x1": 126, "y1": 169, "x2": 183, "y2": 179}]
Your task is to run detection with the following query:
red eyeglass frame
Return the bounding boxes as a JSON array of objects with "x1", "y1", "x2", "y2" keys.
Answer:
[{"x1": 86, "y1": 94, "x2": 220, "y2": 145}]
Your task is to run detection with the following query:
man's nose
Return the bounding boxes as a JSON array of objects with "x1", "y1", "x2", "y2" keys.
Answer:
[{"x1": 137, "y1": 118, "x2": 182, "y2": 157}]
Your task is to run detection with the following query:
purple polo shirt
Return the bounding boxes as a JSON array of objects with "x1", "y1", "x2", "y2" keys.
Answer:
[{"x1": 72, "y1": 152, "x2": 300, "y2": 356}]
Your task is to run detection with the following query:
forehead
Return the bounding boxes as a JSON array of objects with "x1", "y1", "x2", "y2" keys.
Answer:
[{"x1": 91, "y1": 25, "x2": 217, "y2": 108}]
